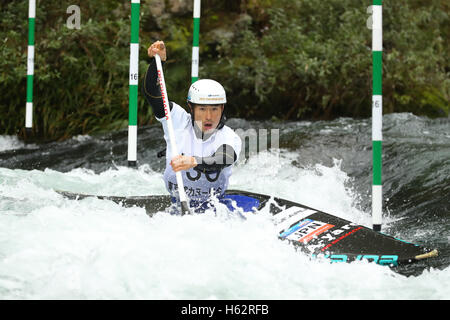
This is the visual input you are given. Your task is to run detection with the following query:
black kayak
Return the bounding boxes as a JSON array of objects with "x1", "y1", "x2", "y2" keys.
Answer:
[{"x1": 57, "y1": 188, "x2": 438, "y2": 269}]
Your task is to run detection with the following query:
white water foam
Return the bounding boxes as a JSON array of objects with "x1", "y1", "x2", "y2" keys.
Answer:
[
  {"x1": 0, "y1": 135, "x2": 37, "y2": 152},
  {"x1": 233, "y1": 150, "x2": 372, "y2": 226},
  {"x1": 0, "y1": 150, "x2": 448, "y2": 299}
]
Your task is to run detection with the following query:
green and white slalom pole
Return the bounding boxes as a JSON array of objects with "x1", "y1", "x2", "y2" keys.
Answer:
[
  {"x1": 25, "y1": 0, "x2": 36, "y2": 135},
  {"x1": 128, "y1": 0, "x2": 140, "y2": 167},
  {"x1": 372, "y1": 0, "x2": 383, "y2": 232},
  {"x1": 191, "y1": 0, "x2": 201, "y2": 83}
]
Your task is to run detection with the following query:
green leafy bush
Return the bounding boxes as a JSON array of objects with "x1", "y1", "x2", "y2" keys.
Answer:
[
  {"x1": 202, "y1": 0, "x2": 449, "y2": 120},
  {"x1": 0, "y1": 0, "x2": 448, "y2": 141}
]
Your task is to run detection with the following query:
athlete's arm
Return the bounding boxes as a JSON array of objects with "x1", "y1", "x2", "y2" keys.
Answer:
[
  {"x1": 194, "y1": 144, "x2": 237, "y2": 173},
  {"x1": 142, "y1": 41, "x2": 173, "y2": 119},
  {"x1": 170, "y1": 144, "x2": 237, "y2": 173}
]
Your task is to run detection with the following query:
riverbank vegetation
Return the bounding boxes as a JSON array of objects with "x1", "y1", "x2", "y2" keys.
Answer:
[{"x1": 1, "y1": 0, "x2": 448, "y2": 140}]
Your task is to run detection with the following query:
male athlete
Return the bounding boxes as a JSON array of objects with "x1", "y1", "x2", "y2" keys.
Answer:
[{"x1": 142, "y1": 41, "x2": 242, "y2": 212}]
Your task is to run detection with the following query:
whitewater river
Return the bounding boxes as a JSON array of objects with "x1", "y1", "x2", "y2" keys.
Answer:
[{"x1": 0, "y1": 113, "x2": 448, "y2": 299}]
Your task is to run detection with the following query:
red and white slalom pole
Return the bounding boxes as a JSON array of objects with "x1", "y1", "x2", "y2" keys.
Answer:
[{"x1": 155, "y1": 53, "x2": 191, "y2": 215}]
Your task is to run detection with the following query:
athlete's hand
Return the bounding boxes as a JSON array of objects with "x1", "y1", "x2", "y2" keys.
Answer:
[
  {"x1": 170, "y1": 155, "x2": 197, "y2": 172},
  {"x1": 147, "y1": 40, "x2": 167, "y2": 61}
]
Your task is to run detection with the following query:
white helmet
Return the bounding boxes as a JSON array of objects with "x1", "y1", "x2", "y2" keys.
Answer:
[{"x1": 187, "y1": 79, "x2": 226, "y2": 105}]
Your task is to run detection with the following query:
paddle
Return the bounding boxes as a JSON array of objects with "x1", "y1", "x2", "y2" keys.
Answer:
[{"x1": 154, "y1": 50, "x2": 191, "y2": 215}]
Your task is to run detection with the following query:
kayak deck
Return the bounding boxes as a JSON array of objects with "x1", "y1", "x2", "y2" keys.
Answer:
[{"x1": 57, "y1": 188, "x2": 439, "y2": 270}]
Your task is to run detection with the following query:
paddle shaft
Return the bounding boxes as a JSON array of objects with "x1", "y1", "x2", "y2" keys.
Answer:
[{"x1": 154, "y1": 54, "x2": 190, "y2": 215}]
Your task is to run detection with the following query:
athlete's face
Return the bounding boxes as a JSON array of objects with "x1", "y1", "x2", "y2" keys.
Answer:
[{"x1": 192, "y1": 104, "x2": 224, "y2": 133}]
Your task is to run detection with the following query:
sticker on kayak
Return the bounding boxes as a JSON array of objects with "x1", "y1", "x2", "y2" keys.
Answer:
[
  {"x1": 273, "y1": 206, "x2": 316, "y2": 231},
  {"x1": 279, "y1": 219, "x2": 335, "y2": 243}
]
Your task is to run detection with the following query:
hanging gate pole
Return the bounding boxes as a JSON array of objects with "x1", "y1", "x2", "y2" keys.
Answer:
[
  {"x1": 372, "y1": 0, "x2": 383, "y2": 231},
  {"x1": 128, "y1": 0, "x2": 141, "y2": 166},
  {"x1": 191, "y1": 0, "x2": 201, "y2": 84},
  {"x1": 25, "y1": 0, "x2": 36, "y2": 135}
]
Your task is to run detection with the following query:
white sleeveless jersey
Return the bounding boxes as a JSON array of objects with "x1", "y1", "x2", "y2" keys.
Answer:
[{"x1": 157, "y1": 103, "x2": 242, "y2": 201}]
